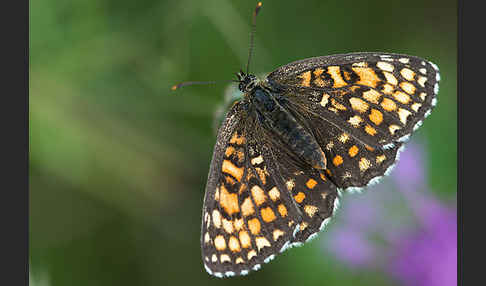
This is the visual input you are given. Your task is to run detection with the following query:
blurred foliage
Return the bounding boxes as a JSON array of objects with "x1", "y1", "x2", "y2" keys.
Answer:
[{"x1": 30, "y1": 0, "x2": 456, "y2": 285}]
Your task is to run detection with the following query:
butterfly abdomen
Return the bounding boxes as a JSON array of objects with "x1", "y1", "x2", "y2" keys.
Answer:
[{"x1": 251, "y1": 87, "x2": 326, "y2": 170}]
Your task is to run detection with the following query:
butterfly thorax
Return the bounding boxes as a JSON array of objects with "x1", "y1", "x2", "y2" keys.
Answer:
[{"x1": 237, "y1": 72, "x2": 327, "y2": 170}]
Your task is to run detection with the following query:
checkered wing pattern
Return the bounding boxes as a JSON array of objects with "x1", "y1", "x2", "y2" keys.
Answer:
[
  {"x1": 200, "y1": 52, "x2": 439, "y2": 278},
  {"x1": 202, "y1": 102, "x2": 339, "y2": 277},
  {"x1": 257, "y1": 126, "x2": 339, "y2": 244},
  {"x1": 267, "y1": 52, "x2": 440, "y2": 149},
  {"x1": 202, "y1": 102, "x2": 301, "y2": 277},
  {"x1": 284, "y1": 101, "x2": 404, "y2": 191}
]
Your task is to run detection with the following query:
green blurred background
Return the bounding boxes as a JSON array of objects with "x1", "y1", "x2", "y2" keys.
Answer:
[{"x1": 30, "y1": 0, "x2": 456, "y2": 285}]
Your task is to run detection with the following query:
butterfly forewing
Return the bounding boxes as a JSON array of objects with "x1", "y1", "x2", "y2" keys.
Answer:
[
  {"x1": 267, "y1": 53, "x2": 440, "y2": 149},
  {"x1": 202, "y1": 102, "x2": 302, "y2": 277}
]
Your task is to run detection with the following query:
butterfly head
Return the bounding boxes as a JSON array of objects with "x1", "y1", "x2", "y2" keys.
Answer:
[{"x1": 236, "y1": 70, "x2": 258, "y2": 93}]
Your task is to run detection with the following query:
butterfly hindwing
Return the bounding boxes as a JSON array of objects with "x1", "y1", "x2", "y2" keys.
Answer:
[
  {"x1": 257, "y1": 125, "x2": 339, "y2": 245},
  {"x1": 280, "y1": 98, "x2": 405, "y2": 191},
  {"x1": 267, "y1": 52, "x2": 439, "y2": 149}
]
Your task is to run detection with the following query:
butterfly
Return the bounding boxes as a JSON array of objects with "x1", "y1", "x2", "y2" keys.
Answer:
[{"x1": 174, "y1": 2, "x2": 440, "y2": 278}]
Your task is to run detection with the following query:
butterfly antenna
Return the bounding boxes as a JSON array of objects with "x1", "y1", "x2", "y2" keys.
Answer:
[
  {"x1": 171, "y1": 80, "x2": 238, "y2": 91},
  {"x1": 246, "y1": 2, "x2": 263, "y2": 74}
]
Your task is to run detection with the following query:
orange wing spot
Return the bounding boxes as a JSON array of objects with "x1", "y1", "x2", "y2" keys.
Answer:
[
  {"x1": 326, "y1": 169, "x2": 332, "y2": 176},
  {"x1": 320, "y1": 93, "x2": 330, "y2": 107},
  {"x1": 352, "y1": 67, "x2": 381, "y2": 88},
  {"x1": 348, "y1": 115, "x2": 363, "y2": 127},
  {"x1": 229, "y1": 132, "x2": 246, "y2": 145},
  {"x1": 333, "y1": 155, "x2": 343, "y2": 166},
  {"x1": 365, "y1": 124, "x2": 378, "y2": 136},
  {"x1": 220, "y1": 254, "x2": 231, "y2": 263},
  {"x1": 247, "y1": 250, "x2": 257, "y2": 260},
  {"x1": 224, "y1": 146, "x2": 235, "y2": 157},
  {"x1": 331, "y1": 98, "x2": 347, "y2": 110},
  {"x1": 381, "y1": 97, "x2": 397, "y2": 111},
  {"x1": 261, "y1": 207, "x2": 277, "y2": 222},
  {"x1": 204, "y1": 232, "x2": 210, "y2": 244},
  {"x1": 235, "y1": 257, "x2": 245, "y2": 264},
  {"x1": 400, "y1": 81, "x2": 416, "y2": 95},
  {"x1": 294, "y1": 192, "x2": 306, "y2": 203},
  {"x1": 273, "y1": 229, "x2": 285, "y2": 241},
  {"x1": 389, "y1": 124, "x2": 401, "y2": 135},
  {"x1": 222, "y1": 218, "x2": 234, "y2": 234},
  {"x1": 285, "y1": 179, "x2": 295, "y2": 190},
  {"x1": 306, "y1": 178, "x2": 318, "y2": 189},
  {"x1": 298, "y1": 71, "x2": 312, "y2": 87},
  {"x1": 241, "y1": 197, "x2": 254, "y2": 217},
  {"x1": 212, "y1": 210, "x2": 222, "y2": 228},
  {"x1": 250, "y1": 155, "x2": 264, "y2": 165},
  {"x1": 419, "y1": 92, "x2": 427, "y2": 101},
  {"x1": 304, "y1": 205, "x2": 319, "y2": 218},
  {"x1": 300, "y1": 222, "x2": 309, "y2": 231},
  {"x1": 219, "y1": 184, "x2": 240, "y2": 215},
  {"x1": 204, "y1": 212, "x2": 210, "y2": 226},
  {"x1": 376, "y1": 154, "x2": 386, "y2": 164},
  {"x1": 248, "y1": 218, "x2": 261, "y2": 235},
  {"x1": 376, "y1": 61, "x2": 395, "y2": 72},
  {"x1": 359, "y1": 157, "x2": 372, "y2": 171},
  {"x1": 393, "y1": 91, "x2": 411, "y2": 104},
  {"x1": 313, "y1": 68, "x2": 326, "y2": 87},
  {"x1": 320, "y1": 172, "x2": 327, "y2": 181},
  {"x1": 417, "y1": 76, "x2": 427, "y2": 87},
  {"x1": 268, "y1": 186, "x2": 280, "y2": 201},
  {"x1": 365, "y1": 145, "x2": 375, "y2": 151},
  {"x1": 383, "y1": 71, "x2": 398, "y2": 85},
  {"x1": 229, "y1": 236, "x2": 241, "y2": 252},
  {"x1": 278, "y1": 204, "x2": 288, "y2": 217},
  {"x1": 398, "y1": 108, "x2": 412, "y2": 125},
  {"x1": 400, "y1": 68, "x2": 416, "y2": 81},
  {"x1": 321, "y1": 192, "x2": 328, "y2": 200},
  {"x1": 328, "y1": 66, "x2": 348, "y2": 88},
  {"x1": 348, "y1": 145, "x2": 359, "y2": 157},
  {"x1": 349, "y1": 97, "x2": 369, "y2": 113},
  {"x1": 255, "y1": 167, "x2": 268, "y2": 185},
  {"x1": 239, "y1": 230, "x2": 251, "y2": 248},
  {"x1": 362, "y1": 89, "x2": 381, "y2": 104},
  {"x1": 326, "y1": 141, "x2": 334, "y2": 150},
  {"x1": 222, "y1": 160, "x2": 244, "y2": 182},
  {"x1": 234, "y1": 218, "x2": 244, "y2": 231},
  {"x1": 369, "y1": 108, "x2": 384, "y2": 125},
  {"x1": 214, "y1": 235, "x2": 226, "y2": 251},
  {"x1": 382, "y1": 83, "x2": 395, "y2": 94},
  {"x1": 338, "y1": 132, "x2": 350, "y2": 143},
  {"x1": 255, "y1": 236, "x2": 271, "y2": 251},
  {"x1": 251, "y1": 185, "x2": 267, "y2": 206},
  {"x1": 411, "y1": 102, "x2": 422, "y2": 112}
]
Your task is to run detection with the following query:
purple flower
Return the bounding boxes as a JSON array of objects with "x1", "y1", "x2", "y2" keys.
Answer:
[
  {"x1": 325, "y1": 227, "x2": 378, "y2": 269},
  {"x1": 321, "y1": 141, "x2": 457, "y2": 286},
  {"x1": 389, "y1": 206, "x2": 457, "y2": 286}
]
